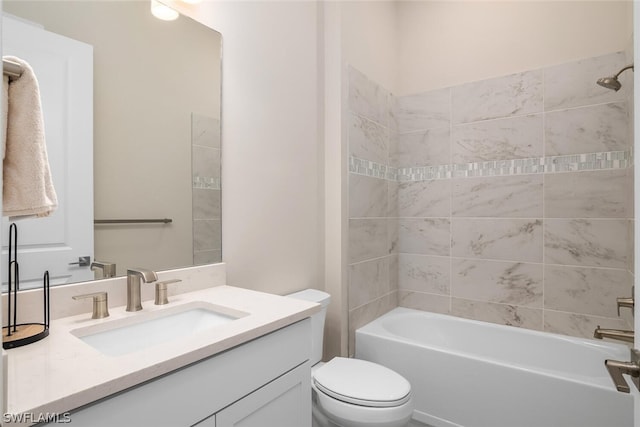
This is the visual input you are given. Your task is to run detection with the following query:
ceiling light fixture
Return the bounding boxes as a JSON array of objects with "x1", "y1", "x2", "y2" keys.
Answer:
[{"x1": 151, "y1": 0, "x2": 179, "y2": 21}]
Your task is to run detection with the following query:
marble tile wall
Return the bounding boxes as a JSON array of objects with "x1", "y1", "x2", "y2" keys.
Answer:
[
  {"x1": 347, "y1": 51, "x2": 635, "y2": 346},
  {"x1": 347, "y1": 67, "x2": 398, "y2": 356},
  {"x1": 624, "y1": 39, "x2": 635, "y2": 329},
  {"x1": 192, "y1": 113, "x2": 222, "y2": 265}
]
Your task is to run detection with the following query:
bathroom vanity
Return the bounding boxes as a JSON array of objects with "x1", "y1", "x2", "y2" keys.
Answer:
[
  {"x1": 67, "y1": 318, "x2": 311, "y2": 426},
  {"x1": 4, "y1": 284, "x2": 318, "y2": 426}
]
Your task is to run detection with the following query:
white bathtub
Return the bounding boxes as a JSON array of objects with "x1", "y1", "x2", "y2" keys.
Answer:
[{"x1": 355, "y1": 307, "x2": 633, "y2": 427}]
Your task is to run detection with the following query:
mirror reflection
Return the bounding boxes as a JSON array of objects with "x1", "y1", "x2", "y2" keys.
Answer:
[{"x1": 1, "y1": 0, "x2": 222, "y2": 290}]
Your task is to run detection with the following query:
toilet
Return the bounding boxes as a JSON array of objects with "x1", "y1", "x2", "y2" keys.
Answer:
[{"x1": 288, "y1": 289, "x2": 414, "y2": 427}]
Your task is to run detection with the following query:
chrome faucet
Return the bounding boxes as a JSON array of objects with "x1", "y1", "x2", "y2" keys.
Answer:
[
  {"x1": 126, "y1": 268, "x2": 158, "y2": 312},
  {"x1": 593, "y1": 325, "x2": 634, "y2": 343}
]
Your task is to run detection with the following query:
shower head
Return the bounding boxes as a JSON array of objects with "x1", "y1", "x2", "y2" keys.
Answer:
[
  {"x1": 597, "y1": 75, "x2": 622, "y2": 91},
  {"x1": 597, "y1": 64, "x2": 634, "y2": 92}
]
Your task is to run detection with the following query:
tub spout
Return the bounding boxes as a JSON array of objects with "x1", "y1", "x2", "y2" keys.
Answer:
[{"x1": 593, "y1": 325, "x2": 634, "y2": 343}]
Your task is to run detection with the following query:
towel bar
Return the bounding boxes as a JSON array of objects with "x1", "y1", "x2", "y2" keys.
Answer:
[
  {"x1": 2, "y1": 58, "x2": 22, "y2": 80},
  {"x1": 94, "y1": 218, "x2": 173, "y2": 225}
]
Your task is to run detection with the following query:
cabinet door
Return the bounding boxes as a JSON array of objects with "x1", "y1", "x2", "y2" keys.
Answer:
[
  {"x1": 193, "y1": 414, "x2": 216, "y2": 427},
  {"x1": 216, "y1": 362, "x2": 311, "y2": 427}
]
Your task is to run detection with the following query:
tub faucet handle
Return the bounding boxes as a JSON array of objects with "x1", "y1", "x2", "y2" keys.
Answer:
[
  {"x1": 617, "y1": 286, "x2": 634, "y2": 316},
  {"x1": 605, "y1": 349, "x2": 640, "y2": 393},
  {"x1": 617, "y1": 297, "x2": 634, "y2": 316}
]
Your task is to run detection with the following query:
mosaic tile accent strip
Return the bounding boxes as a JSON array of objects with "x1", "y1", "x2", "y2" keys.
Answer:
[
  {"x1": 544, "y1": 151, "x2": 632, "y2": 173},
  {"x1": 398, "y1": 164, "x2": 451, "y2": 181},
  {"x1": 451, "y1": 158, "x2": 544, "y2": 179},
  {"x1": 350, "y1": 150, "x2": 633, "y2": 182},
  {"x1": 193, "y1": 176, "x2": 221, "y2": 190},
  {"x1": 349, "y1": 156, "x2": 398, "y2": 180}
]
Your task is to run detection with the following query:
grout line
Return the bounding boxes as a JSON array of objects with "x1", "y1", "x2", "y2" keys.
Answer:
[
  {"x1": 393, "y1": 100, "x2": 626, "y2": 133},
  {"x1": 191, "y1": 143, "x2": 221, "y2": 150},
  {"x1": 349, "y1": 289, "x2": 398, "y2": 312},
  {"x1": 448, "y1": 87, "x2": 453, "y2": 314},
  {"x1": 542, "y1": 99, "x2": 628, "y2": 116},
  {"x1": 446, "y1": 296, "x2": 543, "y2": 312},
  {"x1": 543, "y1": 307, "x2": 629, "y2": 322},
  {"x1": 394, "y1": 252, "x2": 628, "y2": 271},
  {"x1": 542, "y1": 68, "x2": 547, "y2": 332},
  {"x1": 389, "y1": 216, "x2": 628, "y2": 221},
  {"x1": 348, "y1": 254, "x2": 393, "y2": 267}
]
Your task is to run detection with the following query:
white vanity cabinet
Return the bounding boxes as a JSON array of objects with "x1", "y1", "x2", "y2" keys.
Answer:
[
  {"x1": 54, "y1": 319, "x2": 311, "y2": 427},
  {"x1": 196, "y1": 363, "x2": 309, "y2": 427}
]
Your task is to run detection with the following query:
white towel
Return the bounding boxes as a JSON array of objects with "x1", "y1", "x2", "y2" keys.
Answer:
[{"x1": 2, "y1": 55, "x2": 58, "y2": 218}]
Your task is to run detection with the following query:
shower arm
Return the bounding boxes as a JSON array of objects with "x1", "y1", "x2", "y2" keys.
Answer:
[{"x1": 614, "y1": 64, "x2": 634, "y2": 78}]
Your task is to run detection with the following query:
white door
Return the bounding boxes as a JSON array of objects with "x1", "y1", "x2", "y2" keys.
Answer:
[{"x1": 1, "y1": 15, "x2": 93, "y2": 289}]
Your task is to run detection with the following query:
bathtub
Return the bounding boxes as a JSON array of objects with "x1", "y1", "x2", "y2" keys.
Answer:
[{"x1": 355, "y1": 307, "x2": 633, "y2": 427}]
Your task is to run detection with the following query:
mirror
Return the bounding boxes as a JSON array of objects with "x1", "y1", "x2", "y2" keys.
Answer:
[{"x1": 1, "y1": 0, "x2": 222, "y2": 289}]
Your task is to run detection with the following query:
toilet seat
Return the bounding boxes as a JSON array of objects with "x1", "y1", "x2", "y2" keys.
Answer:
[{"x1": 313, "y1": 357, "x2": 411, "y2": 408}]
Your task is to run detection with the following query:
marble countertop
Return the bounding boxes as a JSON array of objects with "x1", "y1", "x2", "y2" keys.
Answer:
[{"x1": 5, "y1": 285, "x2": 319, "y2": 419}]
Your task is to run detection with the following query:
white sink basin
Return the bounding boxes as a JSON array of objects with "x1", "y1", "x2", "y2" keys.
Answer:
[{"x1": 71, "y1": 302, "x2": 248, "y2": 357}]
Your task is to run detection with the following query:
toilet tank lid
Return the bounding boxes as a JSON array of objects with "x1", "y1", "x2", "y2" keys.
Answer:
[{"x1": 287, "y1": 289, "x2": 331, "y2": 307}]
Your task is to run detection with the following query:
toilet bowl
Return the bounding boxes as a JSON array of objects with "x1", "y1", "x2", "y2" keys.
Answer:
[
  {"x1": 287, "y1": 289, "x2": 413, "y2": 427},
  {"x1": 311, "y1": 357, "x2": 413, "y2": 427}
]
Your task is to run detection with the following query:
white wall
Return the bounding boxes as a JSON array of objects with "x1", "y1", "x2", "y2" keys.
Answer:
[
  {"x1": 341, "y1": 1, "x2": 397, "y2": 94},
  {"x1": 322, "y1": 1, "x2": 348, "y2": 359},
  {"x1": 188, "y1": 1, "x2": 322, "y2": 296},
  {"x1": 398, "y1": 0, "x2": 633, "y2": 95}
]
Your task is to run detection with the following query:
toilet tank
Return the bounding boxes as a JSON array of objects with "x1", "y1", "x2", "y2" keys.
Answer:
[{"x1": 287, "y1": 289, "x2": 331, "y2": 365}]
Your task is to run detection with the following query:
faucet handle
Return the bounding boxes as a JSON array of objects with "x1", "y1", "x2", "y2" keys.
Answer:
[
  {"x1": 617, "y1": 297, "x2": 634, "y2": 316},
  {"x1": 91, "y1": 261, "x2": 116, "y2": 279},
  {"x1": 605, "y1": 360, "x2": 638, "y2": 393},
  {"x1": 73, "y1": 292, "x2": 110, "y2": 319},
  {"x1": 605, "y1": 349, "x2": 640, "y2": 393},
  {"x1": 154, "y1": 279, "x2": 182, "y2": 305},
  {"x1": 617, "y1": 286, "x2": 634, "y2": 316}
]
